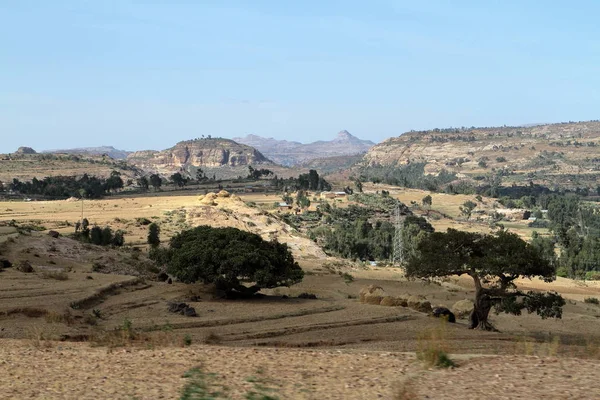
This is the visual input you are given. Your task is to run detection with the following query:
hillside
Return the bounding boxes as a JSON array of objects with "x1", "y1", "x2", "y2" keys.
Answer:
[
  {"x1": 300, "y1": 154, "x2": 365, "y2": 174},
  {"x1": 44, "y1": 146, "x2": 131, "y2": 160},
  {"x1": 127, "y1": 138, "x2": 273, "y2": 177},
  {"x1": 0, "y1": 153, "x2": 142, "y2": 184},
  {"x1": 361, "y1": 121, "x2": 600, "y2": 190},
  {"x1": 234, "y1": 130, "x2": 375, "y2": 166}
]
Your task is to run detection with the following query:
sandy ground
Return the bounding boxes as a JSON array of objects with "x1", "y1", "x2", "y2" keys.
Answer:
[{"x1": 1, "y1": 339, "x2": 600, "y2": 400}]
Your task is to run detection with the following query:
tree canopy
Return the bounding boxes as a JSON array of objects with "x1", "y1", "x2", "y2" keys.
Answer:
[
  {"x1": 406, "y1": 228, "x2": 565, "y2": 330},
  {"x1": 162, "y1": 226, "x2": 304, "y2": 295}
]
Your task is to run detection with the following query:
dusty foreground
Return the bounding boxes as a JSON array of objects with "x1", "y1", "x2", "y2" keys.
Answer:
[{"x1": 1, "y1": 339, "x2": 599, "y2": 400}]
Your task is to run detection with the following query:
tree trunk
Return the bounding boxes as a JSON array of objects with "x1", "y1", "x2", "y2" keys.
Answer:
[{"x1": 469, "y1": 289, "x2": 497, "y2": 331}]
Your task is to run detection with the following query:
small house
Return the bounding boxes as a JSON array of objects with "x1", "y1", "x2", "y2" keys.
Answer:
[{"x1": 278, "y1": 202, "x2": 292, "y2": 211}]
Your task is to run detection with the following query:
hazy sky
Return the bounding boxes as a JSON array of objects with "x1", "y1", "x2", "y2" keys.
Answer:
[{"x1": 1, "y1": 1, "x2": 599, "y2": 153}]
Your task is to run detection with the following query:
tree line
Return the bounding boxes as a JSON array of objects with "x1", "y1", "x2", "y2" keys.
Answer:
[{"x1": 6, "y1": 171, "x2": 124, "y2": 199}]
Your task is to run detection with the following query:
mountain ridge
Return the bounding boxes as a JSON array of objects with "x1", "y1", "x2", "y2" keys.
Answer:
[{"x1": 233, "y1": 130, "x2": 375, "y2": 166}]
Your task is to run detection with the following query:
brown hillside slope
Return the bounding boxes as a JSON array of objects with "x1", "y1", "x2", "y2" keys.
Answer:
[
  {"x1": 0, "y1": 153, "x2": 141, "y2": 183},
  {"x1": 362, "y1": 121, "x2": 600, "y2": 189}
]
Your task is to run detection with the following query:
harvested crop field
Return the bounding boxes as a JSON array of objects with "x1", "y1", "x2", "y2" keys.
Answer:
[{"x1": 2, "y1": 340, "x2": 600, "y2": 399}]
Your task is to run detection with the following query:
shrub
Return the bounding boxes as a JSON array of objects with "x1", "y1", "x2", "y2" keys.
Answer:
[
  {"x1": 179, "y1": 368, "x2": 227, "y2": 400},
  {"x1": 584, "y1": 297, "x2": 600, "y2": 305},
  {"x1": 584, "y1": 271, "x2": 600, "y2": 281},
  {"x1": 416, "y1": 323, "x2": 455, "y2": 368},
  {"x1": 202, "y1": 332, "x2": 223, "y2": 345},
  {"x1": 136, "y1": 217, "x2": 152, "y2": 226},
  {"x1": 341, "y1": 272, "x2": 354, "y2": 284}
]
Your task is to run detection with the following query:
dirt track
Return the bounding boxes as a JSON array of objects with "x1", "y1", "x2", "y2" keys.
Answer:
[{"x1": 1, "y1": 340, "x2": 599, "y2": 399}]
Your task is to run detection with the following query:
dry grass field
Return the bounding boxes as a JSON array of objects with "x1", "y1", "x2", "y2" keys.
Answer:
[{"x1": 1, "y1": 190, "x2": 600, "y2": 398}]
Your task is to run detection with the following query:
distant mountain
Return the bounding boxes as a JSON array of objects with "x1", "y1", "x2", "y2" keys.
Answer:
[
  {"x1": 44, "y1": 146, "x2": 131, "y2": 160},
  {"x1": 127, "y1": 138, "x2": 272, "y2": 176},
  {"x1": 233, "y1": 130, "x2": 375, "y2": 166}
]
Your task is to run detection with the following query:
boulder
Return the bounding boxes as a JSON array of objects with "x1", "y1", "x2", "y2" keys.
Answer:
[
  {"x1": 452, "y1": 299, "x2": 475, "y2": 319},
  {"x1": 432, "y1": 307, "x2": 456, "y2": 323},
  {"x1": 217, "y1": 190, "x2": 231, "y2": 198},
  {"x1": 48, "y1": 230, "x2": 60, "y2": 238},
  {"x1": 183, "y1": 307, "x2": 197, "y2": 317},
  {"x1": 167, "y1": 302, "x2": 197, "y2": 317},
  {"x1": 16, "y1": 260, "x2": 34, "y2": 273}
]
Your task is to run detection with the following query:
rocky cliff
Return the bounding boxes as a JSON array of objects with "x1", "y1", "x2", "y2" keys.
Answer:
[
  {"x1": 233, "y1": 130, "x2": 375, "y2": 166},
  {"x1": 360, "y1": 121, "x2": 600, "y2": 189},
  {"x1": 127, "y1": 138, "x2": 272, "y2": 174}
]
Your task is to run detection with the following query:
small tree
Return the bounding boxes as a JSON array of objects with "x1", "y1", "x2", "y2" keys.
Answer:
[
  {"x1": 170, "y1": 172, "x2": 187, "y2": 187},
  {"x1": 105, "y1": 171, "x2": 124, "y2": 192},
  {"x1": 422, "y1": 195, "x2": 432, "y2": 209},
  {"x1": 101, "y1": 226, "x2": 113, "y2": 246},
  {"x1": 148, "y1": 223, "x2": 160, "y2": 248},
  {"x1": 296, "y1": 190, "x2": 310, "y2": 209},
  {"x1": 406, "y1": 229, "x2": 565, "y2": 330},
  {"x1": 196, "y1": 168, "x2": 206, "y2": 182},
  {"x1": 354, "y1": 179, "x2": 363, "y2": 193},
  {"x1": 165, "y1": 226, "x2": 304, "y2": 295},
  {"x1": 149, "y1": 174, "x2": 162, "y2": 190},
  {"x1": 137, "y1": 176, "x2": 149, "y2": 191},
  {"x1": 112, "y1": 230, "x2": 125, "y2": 246},
  {"x1": 460, "y1": 200, "x2": 477, "y2": 219},
  {"x1": 90, "y1": 226, "x2": 103, "y2": 245}
]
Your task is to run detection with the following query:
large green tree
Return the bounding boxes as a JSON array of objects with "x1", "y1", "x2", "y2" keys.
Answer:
[
  {"x1": 164, "y1": 226, "x2": 304, "y2": 295},
  {"x1": 406, "y1": 228, "x2": 564, "y2": 330}
]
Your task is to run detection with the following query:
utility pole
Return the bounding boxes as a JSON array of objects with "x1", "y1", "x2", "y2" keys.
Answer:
[{"x1": 393, "y1": 201, "x2": 405, "y2": 266}]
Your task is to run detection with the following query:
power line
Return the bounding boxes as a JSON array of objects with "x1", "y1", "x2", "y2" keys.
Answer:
[{"x1": 393, "y1": 200, "x2": 404, "y2": 266}]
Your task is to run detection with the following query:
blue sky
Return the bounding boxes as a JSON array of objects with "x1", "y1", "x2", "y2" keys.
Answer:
[{"x1": 1, "y1": 1, "x2": 599, "y2": 152}]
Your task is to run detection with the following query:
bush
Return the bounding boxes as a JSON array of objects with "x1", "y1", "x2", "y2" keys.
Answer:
[
  {"x1": 417, "y1": 323, "x2": 455, "y2": 368},
  {"x1": 584, "y1": 297, "x2": 600, "y2": 305},
  {"x1": 585, "y1": 271, "x2": 600, "y2": 281}
]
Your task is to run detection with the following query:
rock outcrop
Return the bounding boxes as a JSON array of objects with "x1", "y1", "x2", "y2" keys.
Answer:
[
  {"x1": 15, "y1": 147, "x2": 36, "y2": 154},
  {"x1": 127, "y1": 138, "x2": 271, "y2": 173}
]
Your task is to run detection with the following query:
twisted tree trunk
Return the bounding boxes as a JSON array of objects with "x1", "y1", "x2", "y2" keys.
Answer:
[
  {"x1": 468, "y1": 272, "x2": 498, "y2": 331},
  {"x1": 469, "y1": 289, "x2": 496, "y2": 330}
]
